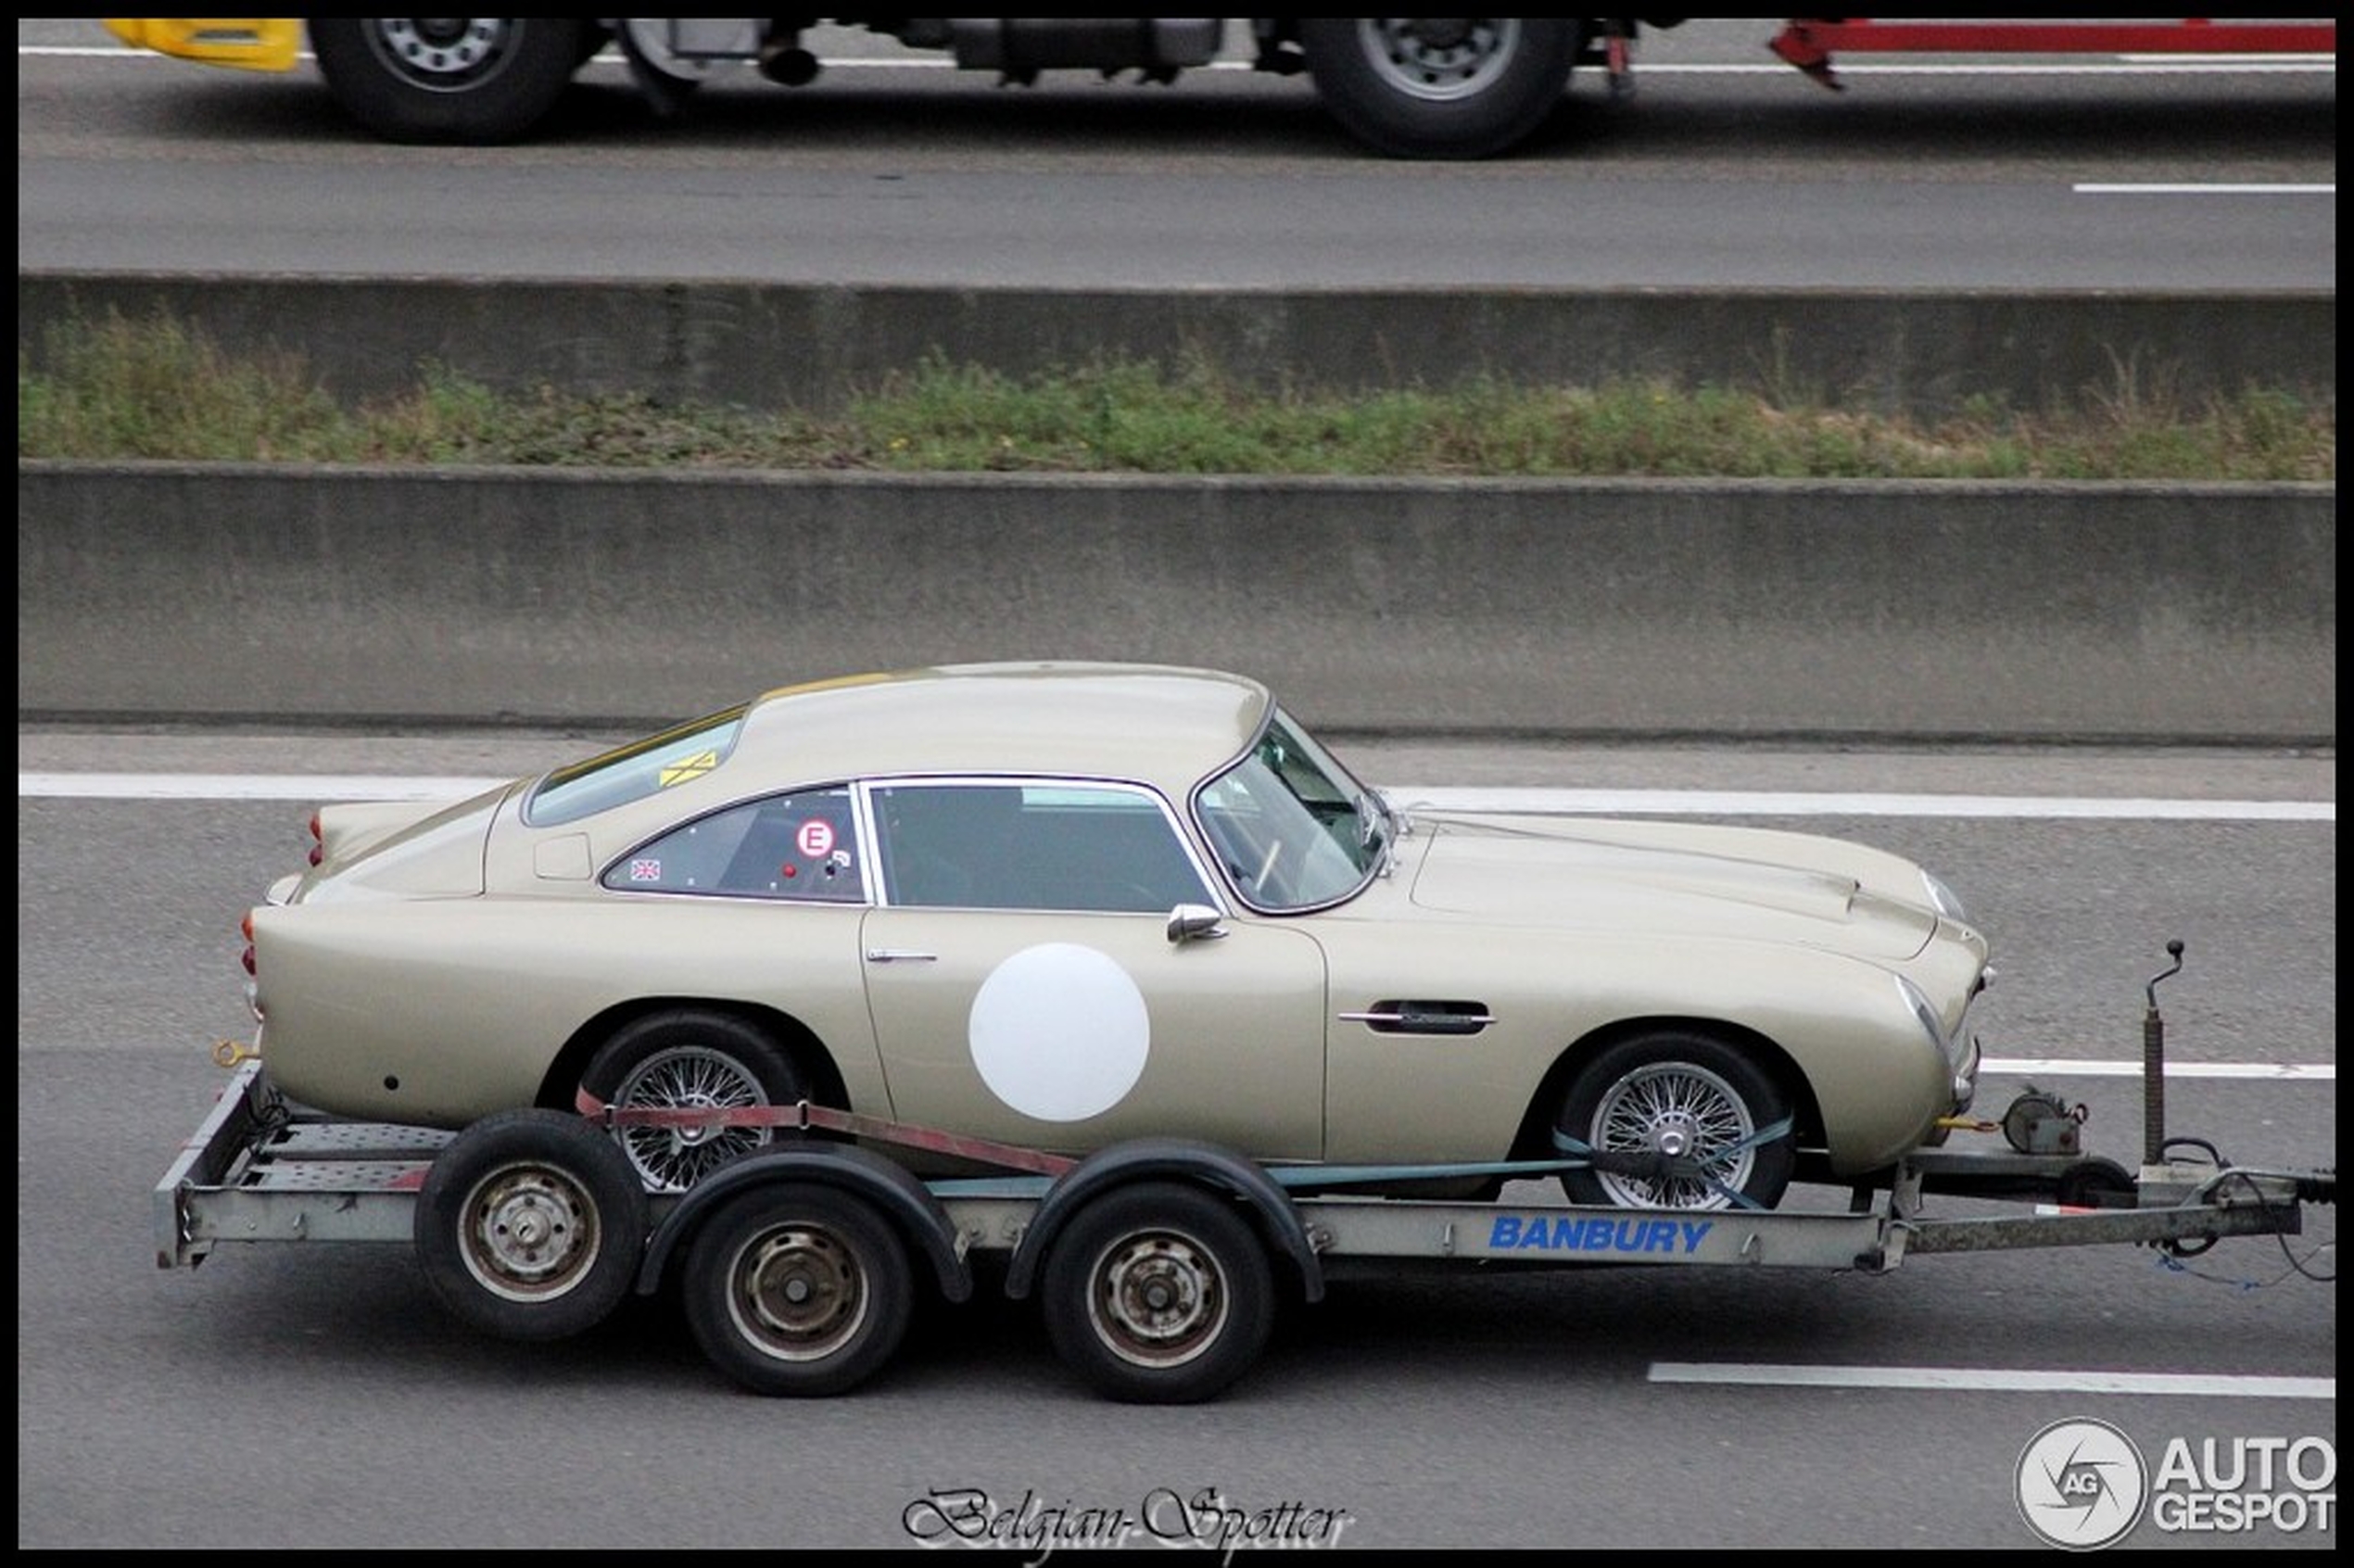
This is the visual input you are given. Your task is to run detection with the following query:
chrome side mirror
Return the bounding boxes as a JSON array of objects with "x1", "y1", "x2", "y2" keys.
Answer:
[{"x1": 1166, "y1": 903, "x2": 1228, "y2": 943}]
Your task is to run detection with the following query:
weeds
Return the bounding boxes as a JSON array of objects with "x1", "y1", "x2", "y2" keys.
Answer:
[{"x1": 18, "y1": 311, "x2": 2335, "y2": 482}]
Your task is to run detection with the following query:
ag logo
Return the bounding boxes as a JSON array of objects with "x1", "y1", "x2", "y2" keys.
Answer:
[{"x1": 2017, "y1": 1418, "x2": 2147, "y2": 1550}]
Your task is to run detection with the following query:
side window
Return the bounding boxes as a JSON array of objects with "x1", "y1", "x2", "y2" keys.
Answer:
[
  {"x1": 872, "y1": 782, "x2": 1211, "y2": 913},
  {"x1": 601, "y1": 787, "x2": 865, "y2": 903}
]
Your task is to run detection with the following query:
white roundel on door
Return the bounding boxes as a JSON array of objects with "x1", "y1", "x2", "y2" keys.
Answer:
[{"x1": 968, "y1": 942, "x2": 1149, "y2": 1121}]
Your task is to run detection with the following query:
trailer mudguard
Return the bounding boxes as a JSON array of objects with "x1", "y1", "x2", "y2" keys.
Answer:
[
  {"x1": 636, "y1": 1141, "x2": 973, "y2": 1302},
  {"x1": 1003, "y1": 1137, "x2": 1323, "y2": 1303}
]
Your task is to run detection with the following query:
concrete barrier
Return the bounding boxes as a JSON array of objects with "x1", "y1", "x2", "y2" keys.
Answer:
[
  {"x1": 17, "y1": 272, "x2": 2337, "y2": 422},
  {"x1": 18, "y1": 463, "x2": 2335, "y2": 742}
]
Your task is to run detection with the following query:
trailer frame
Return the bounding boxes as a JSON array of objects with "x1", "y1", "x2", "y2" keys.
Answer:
[{"x1": 156, "y1": 1052, "x2": 2328, "y2": 1400}]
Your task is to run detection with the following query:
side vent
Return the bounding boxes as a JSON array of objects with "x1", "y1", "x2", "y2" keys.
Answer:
[{"x1": 1338, "y1": 1001, "x2": 1495, "y2": 1036}]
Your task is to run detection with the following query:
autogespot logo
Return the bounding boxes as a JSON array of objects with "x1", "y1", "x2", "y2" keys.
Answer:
[{"x1": 2018, "y1": 1419, "x2": 2149, "y2": 1550}]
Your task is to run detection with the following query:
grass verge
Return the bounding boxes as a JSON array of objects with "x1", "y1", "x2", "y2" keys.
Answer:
[{"x1": 17, "y1": 310, "x2": 2336, "y2": 481}]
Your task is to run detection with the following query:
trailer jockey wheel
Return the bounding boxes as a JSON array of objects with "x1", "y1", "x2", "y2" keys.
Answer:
[
  {"x1": 414, "y1": 1109, "x2": 649, "y2": 1342},
  {"x1": 681, "y1": 1183, "x2": 914, "y2": 1397},
  {"x1": 2054, "y1": 1157, "x2": 2137, "y2": 1210},
  {"x1": 1042, "y1": 1182, "x2": 1275, "y2": 1404}
]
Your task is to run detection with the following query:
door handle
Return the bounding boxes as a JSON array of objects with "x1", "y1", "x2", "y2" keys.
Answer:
[{"x1": 865, "y1": 948, "x2": 938, "y2": 963}]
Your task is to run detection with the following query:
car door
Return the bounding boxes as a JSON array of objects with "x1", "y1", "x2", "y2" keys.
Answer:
[{"x1": 857, "y1": 778, "x2": 1327, "y2": 1159}]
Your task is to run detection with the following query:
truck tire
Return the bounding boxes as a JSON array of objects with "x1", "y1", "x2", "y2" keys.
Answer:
[
  {"x1": 682, "y1": 1184, "x2": 915, "y2": 1397},
  {"x1": 1042, "y1": 1182, "x2": 1274, "y2": 1404},
  {"x1": 413, "y1": 1108, "x2": 649, "y2": 1342},
  {"x1": 1298, "y1": 18, "x2": 1579, "y2": 159},
  {"x1": 309, "y1": 18, "x2": 589, "y2": 145}
]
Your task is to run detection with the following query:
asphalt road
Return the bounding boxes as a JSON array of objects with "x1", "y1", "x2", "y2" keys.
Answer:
[
  {"x1": 16, "y1": 733, "x2": 2336, "y2": 1550},
  {"x1": 17, "y1": 20, "x2": 2337, "y2": 287},
  {"x1": 12, "y1": 19, "x2": 2336, "y2": 1553}
]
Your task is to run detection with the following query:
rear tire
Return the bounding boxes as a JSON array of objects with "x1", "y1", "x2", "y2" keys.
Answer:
[
  {"x1": 580, "y1": 1009, "x2": 807, "y2": 1194},
  {"x1": 309, "y1": 18, "x2": 587, "y2": 144},
  {"x1": 413, "y1": 1109, "x2": 648, "y2": 1342},
  {"x1": 1299, "y1": 18, "x2": 1578, "y2": 159}
]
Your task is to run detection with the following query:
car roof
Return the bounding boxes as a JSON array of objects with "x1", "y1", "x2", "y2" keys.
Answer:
[{"x1": 732, "y1": 662, "x2": 1274, "y2": 796}]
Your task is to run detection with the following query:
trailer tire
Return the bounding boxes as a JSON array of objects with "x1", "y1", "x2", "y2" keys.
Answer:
[
  {"x1": 310, "y1": 18, "x2": 588, "y2": 145},
  {"x1": 1043, "y1": 1182, "x2": 1274, "y2": 1404},
  {"x1": 2056, "y1": 1157, "x2": 2137, "y2": 1209},
  {"x1": 580, "y1": 1009, "x2": 808, "y2": 1194},
  {"x1": 682, "y1": 1184, "x2": 914, "y2": 1397},
  {"x1": 1557, "y1": 1031, "x2": 1796, "y2": 1211},
  {"x1": 1299, "y1": 18, "x2": 1579, "y2": 160},
  {"x1": 414, "y1": 1109, "x2": 648, "y2": 1342}
]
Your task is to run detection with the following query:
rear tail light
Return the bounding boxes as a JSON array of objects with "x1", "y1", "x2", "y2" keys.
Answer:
[
  {"x1": 239, "y1": 909, "x2": 257, "y2": 976},
  {"x1": 307, "y1": 810, "x2": 323, "y2": 866}
]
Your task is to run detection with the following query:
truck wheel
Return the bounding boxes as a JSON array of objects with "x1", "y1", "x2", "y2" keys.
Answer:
[
  {"x1": 1557, "y1": 1032, "x2": 1796, "y2": 1210},
  {"x1": 1298, "y1": 18, "x2": 1579, "y2": 159},
  {"x1": 580, "y1": 1009, "x2": 807, "y2": 1194},
  {"x1": 309, "y1": 18, "x2": 588, "y2": 144},
  {"x1": 681, "y1": 1184, "x2": 914, "y2": 1397},
  {"x1": 1042, "y1": 1182, "x2": 1274, "y2": 1404},
  {"x1": 414, "y1": 1109, "x2": 648, "y2": 1342}
]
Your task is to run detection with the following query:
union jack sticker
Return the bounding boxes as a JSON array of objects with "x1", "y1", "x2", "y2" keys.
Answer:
[{"x1": 629, "y1": 859, "x2": 663, "y2": 882}]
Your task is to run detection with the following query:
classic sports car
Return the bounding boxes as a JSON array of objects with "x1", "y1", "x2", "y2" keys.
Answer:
[{"x1": 243, "y1": 662, "x2": 1988, "y2": 1210}]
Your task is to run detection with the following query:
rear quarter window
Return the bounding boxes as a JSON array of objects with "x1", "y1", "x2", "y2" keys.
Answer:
[{"x1": 525, "y1": 707, "x2": 748, "y2": 827}]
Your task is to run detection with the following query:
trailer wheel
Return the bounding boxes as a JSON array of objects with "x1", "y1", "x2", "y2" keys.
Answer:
[
  {"x1": 1558, "y1": 1031, "x2": 1796, "y2": 1211},
  {"x1": 309, "y1": 18, "x2": 588, "y2": 145},
  {"x1": 681, "y1": 1184, "x2": 914, "y2": 1397},
  {"x1": 2055, "y1": 1157, "x2": 2137, "y2": 1209},
  {"x1": 1298, "y1": 18, "x2": 1579, "y2": 160},
  {"x1": 414, "y1": 1109, "x2": 648, "y2": 1342},
  {"x1": 580, "y1": 1009, "x2": 808, "y2": 1194},
  {"x1": 1042, "y1": 1182, "x2": 1275, "y2": 1404}
]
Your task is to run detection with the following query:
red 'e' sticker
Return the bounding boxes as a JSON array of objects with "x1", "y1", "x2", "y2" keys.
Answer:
[{"x1": 796, "y1": 820, "x2": 835, "y2": 858}]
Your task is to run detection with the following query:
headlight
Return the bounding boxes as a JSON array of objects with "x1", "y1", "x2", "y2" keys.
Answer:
[{"x1": 1920, "y1": 868, "x2": 1968, "y2": 922}]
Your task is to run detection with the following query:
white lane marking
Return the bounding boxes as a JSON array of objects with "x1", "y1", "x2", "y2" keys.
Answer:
[
  {"x1": 1650, "y1": 1363, "x2": 2335, "y2": 1398},
  {"x1": 1395, "y1": 788, "x2": 2334, "y2": 822},
  {"x1": 2074, "y1": 183, "x2": 2335, "y2": 195},
  {"x1": 1983, "y1": 1057, "x2": 2334, "y2": 1081},
  {"x1": 19, "y1": 772, "x2": 508, "y2": 802},
  {"x1": 32, "y1": 44, "x2": 2337, "y2": 75},
  {"x1": 968, "y1": 943, "x2": 1149, "y2": 1121},
  {"x1": 20, "y1": 775, "x2": 2336, "y2": 824}
]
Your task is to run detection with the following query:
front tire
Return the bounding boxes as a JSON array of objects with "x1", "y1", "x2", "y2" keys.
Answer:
[
  {"x1": 1042, "y1": 1182, "x2": 1274, "y2": 1404},
  {"x1": 413, "y1": 1109, "x2": 649, "y2": 1342},
  {"x1": 681, "y1": 1184, "x2": 915, "y2": 1397},
  {"x1": 580, "y1": 1010, "x2": 807, "y2": 1194},
  {"x1": 1299, "y1": 18, "x2": 1579, "y2": 160},
  {"x1": 1557, "y1": 1032, "x2": 1796, "y2": 1210},
  {"x1": 309, "y1": 18, "x2": 588, "y2": 144}
]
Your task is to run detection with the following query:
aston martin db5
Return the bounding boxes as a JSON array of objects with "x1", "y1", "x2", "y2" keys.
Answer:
[{"x1": 242, "y1": 662, "x2": 1988, "y2": 1208}]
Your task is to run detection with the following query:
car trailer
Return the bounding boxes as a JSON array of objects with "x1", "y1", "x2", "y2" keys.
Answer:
[{"x1": 157, "y1": 944, "x2": 2332, "y2": 1403}]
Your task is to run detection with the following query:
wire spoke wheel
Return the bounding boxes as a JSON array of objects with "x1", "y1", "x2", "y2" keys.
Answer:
[
  {"x1": 1558, "y1": 1031, "x2": 1796, "y2": 1212},
  {"x1": 613, "y1": 1044, "x2": 773, "y2": 1193},
  {"x1": 1591, "y1": 1062, "x2": 1757, "y2": 1208},
  {"x1": 582, "y1": 1011, "x2": 808, "y2": 1195}
]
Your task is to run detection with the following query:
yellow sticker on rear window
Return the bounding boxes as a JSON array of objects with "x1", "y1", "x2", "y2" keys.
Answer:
[{"x1": 659, "y1": 749, "x2": 719, "y2": 788}]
